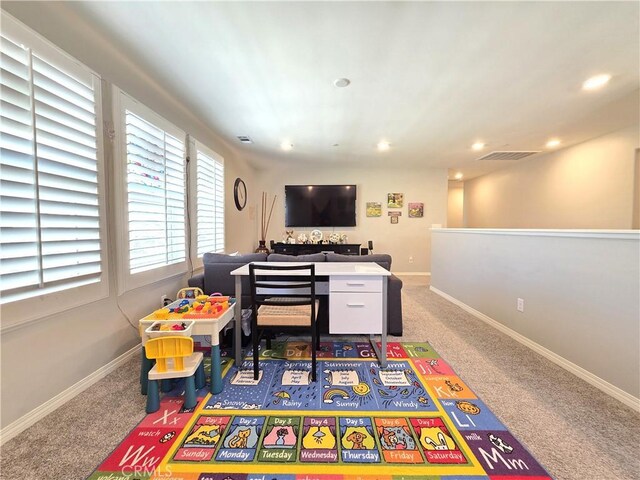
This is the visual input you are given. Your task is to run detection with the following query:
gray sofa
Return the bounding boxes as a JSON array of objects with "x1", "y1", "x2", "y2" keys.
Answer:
[{"x1": 188, "y1": 252, "x2": 403, "y2": 336}]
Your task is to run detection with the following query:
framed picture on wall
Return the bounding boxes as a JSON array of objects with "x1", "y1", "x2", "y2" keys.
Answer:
[
  {"x1": 387, "y1": 193, "x2": 404, "y2": 208},
  {"x1": 366, "y1": 202, "x2": 382, "y2": 217},
  {"x1": 408, "y1": 202, "x2": 424, "y2": 218}
]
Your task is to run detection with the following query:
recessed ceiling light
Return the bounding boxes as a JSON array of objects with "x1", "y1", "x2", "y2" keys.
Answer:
[
  {"x1": 582, "y1": 74, "x2": 611, "y2": 91},
  {"x1": 377, "y1": 141, "x2": 390, "y2": 151},
  {"x1": 546, "y1": 138, "x2": 561, "y2": 148},
  {"x1": 281, "y1": 141, "x2": 293, "y2": 151},
  {"x1": 472, "y1": 142, "x2": 485, "y2": 151},
  {"x1": 334, "y1": 78, "x2": 351, "y2": 88},
  {"x1": 454, "y1": 172, "x2": 463, "y2": 180}
]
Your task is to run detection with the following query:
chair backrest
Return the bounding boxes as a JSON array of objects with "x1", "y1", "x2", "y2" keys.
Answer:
[
  {"x1": 249, "y1": 263, "x2": 316, "y2": 310},
  {"x1": 145, "y1": 336, "x2": 194, "y2": 373}
]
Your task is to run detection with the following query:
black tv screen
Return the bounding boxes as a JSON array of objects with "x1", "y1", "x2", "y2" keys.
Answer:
[{"x1": 285, "y1": 185, "x2": 357, "y2": 227}]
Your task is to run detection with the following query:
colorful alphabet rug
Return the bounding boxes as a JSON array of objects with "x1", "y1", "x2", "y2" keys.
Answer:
[{"x1": 88, "y1": 341, "x2": 552, "y2": 479}]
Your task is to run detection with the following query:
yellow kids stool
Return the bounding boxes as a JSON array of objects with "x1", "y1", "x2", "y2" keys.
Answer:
[{"x1": 144, "y1": 336, "x2": 204, "y2": 413}]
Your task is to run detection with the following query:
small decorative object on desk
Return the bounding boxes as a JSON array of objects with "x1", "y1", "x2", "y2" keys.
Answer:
[
  {"x1": 328, "y1": 232, "x2": 340, "y2": 244},
  {"x1": 340, "y1": 233, "x2": 348, "y2": 244},
  {"x1": 310, "y1": 229, "x2": 323, "y2": 244},
  {"x1": 297, "y1": 232, "x2": 308, "y2": 244},
  {"x1": 283, "y1": 230, "x2": 294, "y2": 243},
  {"x1": 256, "y1": 192, "x2": 277, "y2": 253}
]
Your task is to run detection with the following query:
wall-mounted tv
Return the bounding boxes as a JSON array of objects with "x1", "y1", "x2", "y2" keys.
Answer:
[{"x1": 285, "y1": 185, "x2": 357, "y2": 227}]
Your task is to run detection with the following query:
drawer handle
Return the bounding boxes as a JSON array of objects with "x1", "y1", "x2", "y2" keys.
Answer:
[
  {"x1": 346, "y1": 282, "x2": 365, "y2": 286},
  {"x1": 346, "y1": 303, "x2": 365, "y2": 307}
]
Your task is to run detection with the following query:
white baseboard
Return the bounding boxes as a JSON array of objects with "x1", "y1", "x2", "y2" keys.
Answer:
[
  {"x1": 394, "y1": 272, "x2": 431, "y2": 276},
  {"x1": 0, "y1": 344, "x2": 141, "y2": 445},
  {"x1": 430, "y1": 286, "x2": 640, "y2": 412}
]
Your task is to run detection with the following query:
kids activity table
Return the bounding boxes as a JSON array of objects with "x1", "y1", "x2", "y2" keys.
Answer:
[{"x1": 139, "y1": 301, "x2": 235, "y2": 395}]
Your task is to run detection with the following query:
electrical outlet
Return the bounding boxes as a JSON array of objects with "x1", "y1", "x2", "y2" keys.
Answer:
[
  {"x1": 409, "y1": 256, "x2": 414, "y2": 263},
  {"x1": 161, "y1": 295, "x2": 169, "y2": 307},
  {"x1": 517, "y1": 298, "x2": 524, "y2": 313}
]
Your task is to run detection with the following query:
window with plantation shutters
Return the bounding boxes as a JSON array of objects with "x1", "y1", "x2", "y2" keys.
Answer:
[
  {"x1": 124, "y1": 110, "x2": 186, "y2": 274},
  {"x1": 0, "y1": 26, "x2": 104, "y2": 305},
  {"x1": 112, "y1": 88, "x2": 187, "y2": 293},
  {"x1": 196, "y1": 144, "x2": 224, "y2": 257}
]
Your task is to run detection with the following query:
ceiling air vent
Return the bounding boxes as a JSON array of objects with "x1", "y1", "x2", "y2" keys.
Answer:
[
  {"x1": 236, "y1": 135, "x2": 253, "y2": 144},
  {"x1": 476, "y1": 151, "x2": 540, "y2": 161}
]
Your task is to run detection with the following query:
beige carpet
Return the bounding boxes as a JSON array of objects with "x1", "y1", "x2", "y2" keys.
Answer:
[{"x1": 1, "y1": 275, "x2": 638, "y2": 480}]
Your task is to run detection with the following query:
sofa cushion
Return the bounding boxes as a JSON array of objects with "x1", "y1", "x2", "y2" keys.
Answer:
[
  {"x1": 325, "y1": 253, "x2": 392, "y2": 271},
  {"x1": 203, "y1": 252, "x2": 267, "y2": 264},
  {"x1": 267, "y1": 253, "x2": 326, "y2": 263}
]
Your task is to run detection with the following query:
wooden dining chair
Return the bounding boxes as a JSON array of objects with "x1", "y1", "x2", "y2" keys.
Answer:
[{"x1": 249, "y1": 263, "x2": 319, "y2": 381}]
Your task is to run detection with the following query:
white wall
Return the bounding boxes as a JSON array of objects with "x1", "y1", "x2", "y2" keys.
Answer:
[
  {"x1": 0, "y1": 6, "x2": 257, "y2": 430},
  {"x1": 431, "y1": 229, "x2": 640, "y2": 403},
  {"x1": 464, "y1": 125, "x2": 640, "y2": 229},
  {"x1": 633, "y1": 149, "x2": 640, "y2": 229},
  {"x1": 447, "y1": 182, "x2": 464, "y2": 228},
  {"x1": 257, "y1": 165, "x2": 449, "y2": 273}
]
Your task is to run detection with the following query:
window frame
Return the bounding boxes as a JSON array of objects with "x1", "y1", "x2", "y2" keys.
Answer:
[
  {"x1": 189, "y1": 138, "x2": 225, "y2": 269},
  {"x1": 0, "y1": 12, "x2": 109, "y2": 330},
  {"x1": 112, "y1": 87, "x2": 188, "y2": 294}
]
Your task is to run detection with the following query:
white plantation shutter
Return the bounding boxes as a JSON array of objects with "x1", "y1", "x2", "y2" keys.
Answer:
[
  {"x1": 196, "y1": 146, "x2": 224, "y2": 256},
  {"x1": 0, "y1": 31, "x2": 102, "y2": 301},
  {"x1": 125, "y1": 110, "x2": 186, "y2": 274}
]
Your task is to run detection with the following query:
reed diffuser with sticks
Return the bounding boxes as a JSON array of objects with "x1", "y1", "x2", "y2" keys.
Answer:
[{"x1": 256, "y1": 192, "x2": 277, "y2": 253}]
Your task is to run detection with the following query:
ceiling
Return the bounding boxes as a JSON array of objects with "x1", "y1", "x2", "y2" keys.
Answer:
[{"x1": 9, "y1": 2, "x2": 640, "y2": 179}]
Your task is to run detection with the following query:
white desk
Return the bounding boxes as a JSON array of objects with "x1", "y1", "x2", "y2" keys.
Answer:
[{"x1": 230, "y1": 262, "x2": 390, "y2": 367}]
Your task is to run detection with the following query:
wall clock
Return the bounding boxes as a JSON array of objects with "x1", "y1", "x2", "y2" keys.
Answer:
[{"x1": 233, "y1": 177, "x2": 247, "y2": 211}]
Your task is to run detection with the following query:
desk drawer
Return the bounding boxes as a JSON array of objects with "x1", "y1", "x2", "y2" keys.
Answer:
[
  {"x1": 330, "y1": 276, "x2": 382, "y2": 293},
  {"x1": 329, "y1": 292, "x2": 382, "y2": 334}
]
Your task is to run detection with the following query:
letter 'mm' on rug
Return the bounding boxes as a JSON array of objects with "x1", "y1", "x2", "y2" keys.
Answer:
[{"x1": 87, "y1": 341, "x2": 553, "y2": 479}]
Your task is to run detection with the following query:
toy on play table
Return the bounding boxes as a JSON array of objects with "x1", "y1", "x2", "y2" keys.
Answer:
[
  {"x1": 146, "y1": 320, "x2": 194, "y2": 338},
  {"x1": 176, "y1": 287, "x2": 204, "y2": 299},
  {"x1": 183, "y1": 293, "x2": 233, "y2": 319}
]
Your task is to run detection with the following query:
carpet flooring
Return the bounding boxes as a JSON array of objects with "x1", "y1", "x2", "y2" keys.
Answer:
[{"x1": 1, "y1": 275, "x2": 638, "y2": 479}]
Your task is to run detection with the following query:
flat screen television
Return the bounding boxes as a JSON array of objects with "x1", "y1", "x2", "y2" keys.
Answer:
[{"x1": 285, "y1": 184, "x2": 357, "y2": 227}]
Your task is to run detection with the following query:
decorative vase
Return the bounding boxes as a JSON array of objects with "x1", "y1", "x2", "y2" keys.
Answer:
[{"x1": 255, "y1": 240, "x2": 270, "y2": 254}]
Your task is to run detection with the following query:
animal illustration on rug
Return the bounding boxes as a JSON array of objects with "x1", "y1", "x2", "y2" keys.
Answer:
[
  {"x1": 346, "y1": 430, "x2": 367, "y2": 449},
  {"x1": 445, "y1": 379, "x2": 463, "y2": 392},
  {"x1": 422, "y1": 430, "x2": 455, "y2": 451},
  {"x1": 379, "y1": 427, "x2": 410, "y2": 450},
  {"x1": 228, "y1": 428, "x2": 251, "y2": 449},
  {"x1": 488, "y1": 433, "x2": 514, "y2": 454}
]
